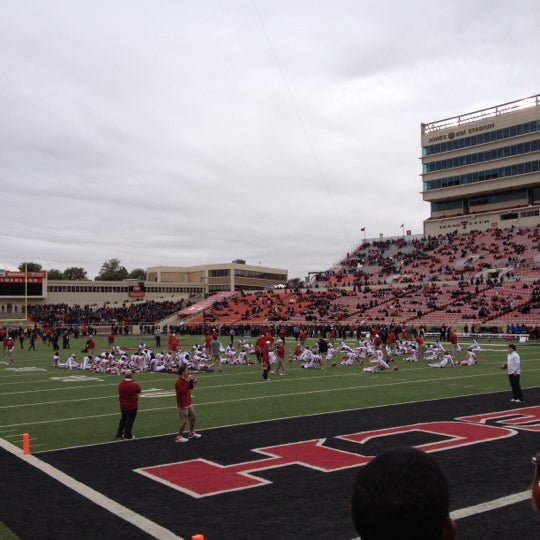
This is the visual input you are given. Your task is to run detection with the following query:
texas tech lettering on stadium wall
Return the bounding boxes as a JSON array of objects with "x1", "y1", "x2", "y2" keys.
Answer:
[{"x1": 137, "y1": 405, "x2": 538, "y2": 498}]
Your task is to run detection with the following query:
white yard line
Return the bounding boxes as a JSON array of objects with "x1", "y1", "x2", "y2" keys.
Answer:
[
  {"x1": 451, "y1": 489, "x2": 531, "y2": 519},
  {"x1": 0, "y1": 437, "x2": 183, "y2": 540}
]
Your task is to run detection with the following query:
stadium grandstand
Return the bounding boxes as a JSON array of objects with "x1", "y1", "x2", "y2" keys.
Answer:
[{"x1": 7, "y1": 224, "x2": 539, "y2": 339}]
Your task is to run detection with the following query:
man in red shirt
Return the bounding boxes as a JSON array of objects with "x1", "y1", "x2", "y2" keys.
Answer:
[
  {"x1": 168, "y1": 332, "x2": 179, "y2": 353},
  {"x1": 449, "y1": 329, "x2": 459, "y2": 361},
  {"x1": 175, "y1": 365, "x2": 202, "y2": 443},
  {"x1": 5, "y1": 336, "x2": 15, "y2": 364},
  {"x1": 329, "y1": 328, "x2": 337, "y2": 346},
  {"x1": 86, "y1": 335, "x2": 96, "y2": 356},
  {"x1": 204, "y1": 332, "x2": 212, "y2": 357},
  {"x1": 415, "y1": 334, "x2": 425, "y2": 362},
  {"x1": 261, "y1": 340, "x2": 271, "y2": 381},
  {"x1": 115, "y1": 370, "x2": 141, "y2": 440},
  {"x1": 254, "y1": 332, "x2": 267, "y2": 364}
]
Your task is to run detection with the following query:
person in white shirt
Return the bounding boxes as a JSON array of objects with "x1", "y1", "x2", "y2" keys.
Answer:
[
  {"x1": 363, "y1": 352, "x2": 390, "y2": 373},
  {"x1": 428, "y1": 354, "x2": 455, "y2": 368},
  {"x1": 80, "y1": 355, "x2": 93, "y2": 371},
  {"x1": 66, "y1": 354, "x2": 79, "y2": 370},
  {"x1": 340, "y1": 351, "x2": 357, "y2": 366},
  {"x1": 426, "y1": 341, "x2": 445, "y2": 361},
  {"x1": 52, "y1": 352, "x2": 61, "y2": 367},
  {"x1": 459, "y1": 348, "x2": 478, "y2": 366},
  {"x1": 225, "y1": 345, "x2": 237, "y2": 364},
  {"x1": 506, "y1": 344, "x2": 524, "y2": 402},
  {"x1": 301, "y1": 349, "x2": 322, "y2": 369},
  {"x1": 340, "y1": 341, "x2": 354, "y2": 353}
]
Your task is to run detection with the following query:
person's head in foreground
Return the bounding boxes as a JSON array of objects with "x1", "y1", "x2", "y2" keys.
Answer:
[{"x1": 351, "y1": 446, "x2": 456, "y2": 540}]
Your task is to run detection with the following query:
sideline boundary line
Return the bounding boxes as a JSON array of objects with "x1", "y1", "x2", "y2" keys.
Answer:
[
  {"x1": 0, "y1": 438, "x2": 183, "y2": 540},
  {"x1": 3, "y1": 385, "x2": 540, "y2": 451},
  {"x1": 451, "y1": 489, "x2": 531, "y2": 519}
]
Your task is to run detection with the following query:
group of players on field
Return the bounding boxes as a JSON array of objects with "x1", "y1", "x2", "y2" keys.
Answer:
[{"x1": 45, "y1": 331, "x2": 480, "y2": 375}]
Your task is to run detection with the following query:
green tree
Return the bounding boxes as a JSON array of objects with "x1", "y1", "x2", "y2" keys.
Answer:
[
  {"x1": 18, "y1": 262, "x2": 42, "y2": 272},
  {"x1": 128, "y1": 268, "x2": 146, "y2": 280},
  {"x1": 64, "y1": 267, "x2": 88, "y2": 280},
  {"x1": 95, "y1": 258, "x2": 128, "y2": 281},
  {"x1": 47, "y1": 269, "x2": 65, "y2": 280}
]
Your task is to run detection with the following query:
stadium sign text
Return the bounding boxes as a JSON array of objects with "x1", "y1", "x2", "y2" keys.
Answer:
[{"x1": 428, "y1": 122, "x2": 496, "y2": 143}]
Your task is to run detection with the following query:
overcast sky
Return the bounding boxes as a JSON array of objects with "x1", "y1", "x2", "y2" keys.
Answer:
[{"x1": 2, "y1": 0, "x2": 540, "y2": 280}]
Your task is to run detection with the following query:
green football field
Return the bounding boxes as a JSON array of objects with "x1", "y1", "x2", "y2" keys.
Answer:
[{"x1": 1, "y1": 333, "x2": 538, "y2": 454}]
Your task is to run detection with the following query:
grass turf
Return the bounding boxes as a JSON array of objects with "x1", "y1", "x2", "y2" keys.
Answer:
[{"x1": 1, "y1": 333, "x2": 537, "y2": 452}]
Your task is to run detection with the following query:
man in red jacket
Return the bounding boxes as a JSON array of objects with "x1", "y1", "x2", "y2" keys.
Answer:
[{"x1": 116, "y1": 370, "x2": 141, "y2": 440}]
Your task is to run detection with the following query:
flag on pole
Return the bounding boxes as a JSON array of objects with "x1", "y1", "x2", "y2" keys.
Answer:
[
  {"x1": 360, "y1": 227, "x2": 365, "y2": 232},
  {"x1": 400, "y1": 223, "x2": 404, "y2": 228}
]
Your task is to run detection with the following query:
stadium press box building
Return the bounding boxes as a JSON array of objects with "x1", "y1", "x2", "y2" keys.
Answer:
[{"x1": 421, "y1": 94, "x2": 540, "y2": 236}]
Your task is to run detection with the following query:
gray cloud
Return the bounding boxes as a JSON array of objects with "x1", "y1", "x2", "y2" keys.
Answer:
[{"x1": 1, "y1": 0, "x2": 540, "y2": 279}]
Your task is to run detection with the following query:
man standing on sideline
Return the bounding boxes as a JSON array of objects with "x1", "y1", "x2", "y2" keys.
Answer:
[
  {"x1": 86, "y1": 334, "x2": 96, "y2": 356},
  {"x1": 210, "y1": 334, "x2": 223, "y2": 372},
  {"x1": 175, "y1": 365, "x2": 202, "y2": 442},
  {"x1": 115, "y1": 370, "x2": 141, "y2": 440},
  {"x1": 506, "y1": 343, "x2": 524, "y2": 403},
  {"x1": 273, "y1": 339, "x2": 286, "y2": 375},
  {"x1": 415, "y1": 333, "x2": 425, "y2": 362},
  {"x1": 449, "y1": 328, "x2": 459, "y2": 361},
  {"x1": 5, "y1": 336, "x2": 15, "y2": 364},
  {"x1": 28, "y1": 330, "x2": 37, "y2": 351},
  {"x1": 317, "y1": 335, "x2": 328, "y2": 369}
]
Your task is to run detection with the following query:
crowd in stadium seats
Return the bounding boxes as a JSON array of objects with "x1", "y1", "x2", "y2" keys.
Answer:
[
  {"x1": 10, "y1": 225, "x2": 540, "y2": 335},
  {"x1": 26, "y1": 299, "x2": 188, "y2": 328},
  {"x1": 185, "y1": 225, "x2": 540, "y2": 332}
]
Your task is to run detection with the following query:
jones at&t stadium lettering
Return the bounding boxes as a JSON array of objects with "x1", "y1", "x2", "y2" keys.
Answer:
[{"x1": 137, "y1": 405, "x2": 539, "y2": 498}]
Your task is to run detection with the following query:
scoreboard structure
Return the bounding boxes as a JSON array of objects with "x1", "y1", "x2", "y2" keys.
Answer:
[{"x1": 0, "y1": 271, "x2": 47, "y2": 298}]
